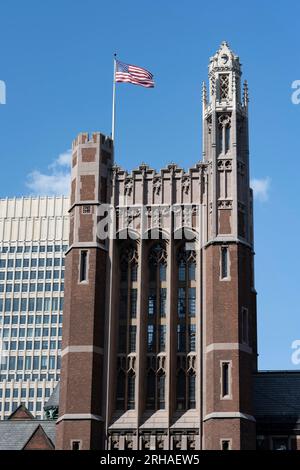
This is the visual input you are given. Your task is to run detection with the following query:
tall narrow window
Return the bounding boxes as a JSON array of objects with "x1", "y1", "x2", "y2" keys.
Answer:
[
  {"x1": 188, "y1": 261, "x2": 196, "y2": 281},
  {"x1": 178, "y1": 261, "x2": 186, "y2": 281},
  {"x1": 146, "y1": 370, "x2": 155, "y2": 409},
  {"x1": 147, "y1": 325, "x2": 155, "y2": 352},
  {"x1": 222, "y1": 362, "x2": 230, "y2": 398},
  {"x1": 159, "y1": 264, "x2": 166, "y2": 281},
  {"x1": 241, "y1": 307, "x2": 249, "y2": 344},
  {"x1": 160, "y1": 288, "x2": 167, "y2": 317},
  {"x1": 131, "y1": 263, "x2": 138, "y2": 281},
  {"x1": 157, "y1": 372, "x2": 165, "y2": 409},
  {"x1": 225, "y1": 125, "x2": 230, "y2": 152},
  {"x1": 79, "y1": 250, "x2": 88, "y2": 282},
  {"x1": 188, "y1": 372, "x2": 196, "y2": 409},
  {"x1": 177, "y1": 288, "x2": 186, "y2": 318},
  {"x1": 148, "y1": 289, "x2": 156, "y2": 317},
  {"x1": 219, "y1": 74, "x2": 229, "y2": 100},
  {"x1": 116, "y1": 370, "x2": 125, "y2": 409},
  {"x1": 221, "y1": 247, "x2": 229, "y2": 279},
  {"x1": 127, "y1": 373, "x2": 135, "y2": 410},
  {"x1": 188, "y1": 287, "x2": 196, "y2": 317},
  {"x1": 176, "y1": 246, "x2": 197, "y2": 411},
  {"x1": 118, "y1": 326, "x2": 126, "y2": 353},
  {"x1": 129, "y1": 326, "x2": 136, "y2": 353},
  {"x1": 119, "y1": 289, "x2": 128, "y2": 320},
  {"x1": 159, "y1": 325, "x2": 166, "y2": 352},
  {"x1": 176, "y1": 369, "x2": 186, "y2": 410},
  {"x1": 147, "y1": 243, "x2": 167, "y2": 410},
  {"x1": 118, "y1": 244, "x2": 138, "y2": 413},
  {"x1": 130, "y1": 289, "x2": 137, "y2": 318},
  {"x1": 189, "y1": 324, "x2": 196, "y2": 352},
  {"x1": 177, "y1": 324, "x2": 186, "y2": 352}
]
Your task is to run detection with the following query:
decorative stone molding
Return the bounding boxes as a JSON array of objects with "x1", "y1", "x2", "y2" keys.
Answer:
[
  {"x1": 218, "y1": 199, "x2": 232, "y2": 209},
  {"x1": 153, "y1": 177, "x2": 162, "y2": 196},
  {"x1": 182, "y1": 176, "x2": 191, "y2": 195},
  {"x1": 124, "y1": 178, "x2": 133, "y2": 196}
]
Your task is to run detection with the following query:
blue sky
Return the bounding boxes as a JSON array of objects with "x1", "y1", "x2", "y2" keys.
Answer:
[{"x1": 0, "y1": 0, "x2": 299, "y2": 370}]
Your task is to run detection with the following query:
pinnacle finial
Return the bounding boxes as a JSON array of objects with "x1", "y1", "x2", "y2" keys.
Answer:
[{"x1": 221, "y1": 40, "x2": 229, "y2": 48}]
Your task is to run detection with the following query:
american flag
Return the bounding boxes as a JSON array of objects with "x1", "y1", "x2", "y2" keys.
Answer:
[{"x1": 115, "y1": 60, "x2": 155, "y2": 88}]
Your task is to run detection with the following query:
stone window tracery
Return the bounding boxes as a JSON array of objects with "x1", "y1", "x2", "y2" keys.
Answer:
[
  {"x1": 116, "y1": 243, "x2": 139, "y2": 411},
  {"x1": 146, "y1": 242, "x2": 167, "y2": 410},
  {"x1": 176, "y1": 245, "x2": 197, "y2": 410},
  {"x1": 219, "y1": 74, "x2": 229, "y2": 100}
]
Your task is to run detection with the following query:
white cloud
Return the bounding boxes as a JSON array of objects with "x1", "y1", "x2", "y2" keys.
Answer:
[
  {"x1": 49, "y1": 150, "x2": 72, "y2": 169},
  {"x1": 26, "y1": 149, "x2": 71, "y2": 196},
  {"x1": 251, "y1": 177, "x2": 271, "y2": 202}
]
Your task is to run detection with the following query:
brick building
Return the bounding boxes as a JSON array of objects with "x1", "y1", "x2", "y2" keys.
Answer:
[{"x1": 55, "y1": 42, "x2": 300, "y2": 450}]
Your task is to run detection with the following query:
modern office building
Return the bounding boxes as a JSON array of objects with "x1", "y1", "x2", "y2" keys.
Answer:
[{"x1": 0, "y1": 196, "x2": 69, "y2": 419}]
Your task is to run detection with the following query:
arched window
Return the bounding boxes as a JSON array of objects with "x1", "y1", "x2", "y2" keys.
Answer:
[
  {"x1": 146, "y1": 243, "x2": 167, "y2": 411},
  {"x1": 176, "y1": 247, "x2": 197, "y2": 355},
  {"x1": 176, "y1": 245, "x2": 197, "y2": 411},
  {"x1": 117, "y1": 244, "x2": 138, "y2": 412},
  {"x1": 218, "y1": 114, "x2": 231, "y2": 155}
]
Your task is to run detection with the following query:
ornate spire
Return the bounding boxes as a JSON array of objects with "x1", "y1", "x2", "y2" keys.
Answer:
[
  {"x1": 209, "y1": 41, "x2": 241, "y2": 75},
  {"x1": 207, "y1": 41, "x2": 242, "y2": 107}
]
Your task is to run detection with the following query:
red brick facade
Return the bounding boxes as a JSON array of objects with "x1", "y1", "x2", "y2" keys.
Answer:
[{"x1": 56, "y1": 44, "x2": 264, "y2": 450}]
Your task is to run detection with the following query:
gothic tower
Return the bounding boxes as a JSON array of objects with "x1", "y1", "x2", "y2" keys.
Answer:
[
  {"x1": 202, "y1": 41, "x2": 257, "y2": 450},
  {"x1": 56, "y1": 133, "x2": 113, "y2": 450},
  {"x1": 56, "y1": 42, "x2": 257, "y2": 450}
]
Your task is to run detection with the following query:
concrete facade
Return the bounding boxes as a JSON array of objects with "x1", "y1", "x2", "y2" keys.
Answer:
[{"x1": 0, "y1": 196, "x2": 69, "y2": 420}]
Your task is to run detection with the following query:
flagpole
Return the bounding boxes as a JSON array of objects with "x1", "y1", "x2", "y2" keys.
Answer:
[{"x1": 111, "y1": 53, "x2": 117, "y2": 141}]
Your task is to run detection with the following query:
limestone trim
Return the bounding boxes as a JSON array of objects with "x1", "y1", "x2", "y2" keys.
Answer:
[
  {"x1": 203, "y1": 412, "x2": 256, "y2": 422},
  {"x1": 206, "y1": 343, "x2": 252, "y2": 354},
  {"x1": 66, "y1": 242, "x2": 108, "y2": 255},
  {"x1": 57, "y1": 413, "x2": 104, "y2": 423},
  {"x1": 61, "y1": 346, "x2": 104, "y2": 357},
  {"x1": 204, "y1": 238, "x2": 253, "y2": 249}
]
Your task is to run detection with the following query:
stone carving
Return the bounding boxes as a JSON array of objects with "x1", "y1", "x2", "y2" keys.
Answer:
[
  {"x1": 218, "y1": 200, "x2": 232, "y2": 209},
  {"x1": 149, "y1": 243, "x2": 167, "y2": 266},
  {"x1": 124, "y1": 178, "x2": 133, "y2": 196},
  {"x1": 120, "y1": 245, "x2": 139, "y2": 265},
  {"x1": 218, "y1": 114, "x2": 231, "y2": 128},
  {"x1": 218, "y1": 159, "x2": 232, "y2": 171},
  {"x1": 153, "y1": 177, "x2": 162, "y2": 196},
  {"x1": 182, "y1": 176, "x2": 191, "y2": 195}
]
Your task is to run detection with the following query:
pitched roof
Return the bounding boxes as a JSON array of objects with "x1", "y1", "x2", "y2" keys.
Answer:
[
  {"x1": 23, "y1": 424, "x2": 55, "y2": 450},
  {"x1": 254, "y1": 371, "x2": 300, "y2": 419},
  {"x1": 8, "y1": 404, "x2": 35, "y2": 420},
  {"x1": 0, "y1": 420, "x2": 56, "y2": 450}
]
